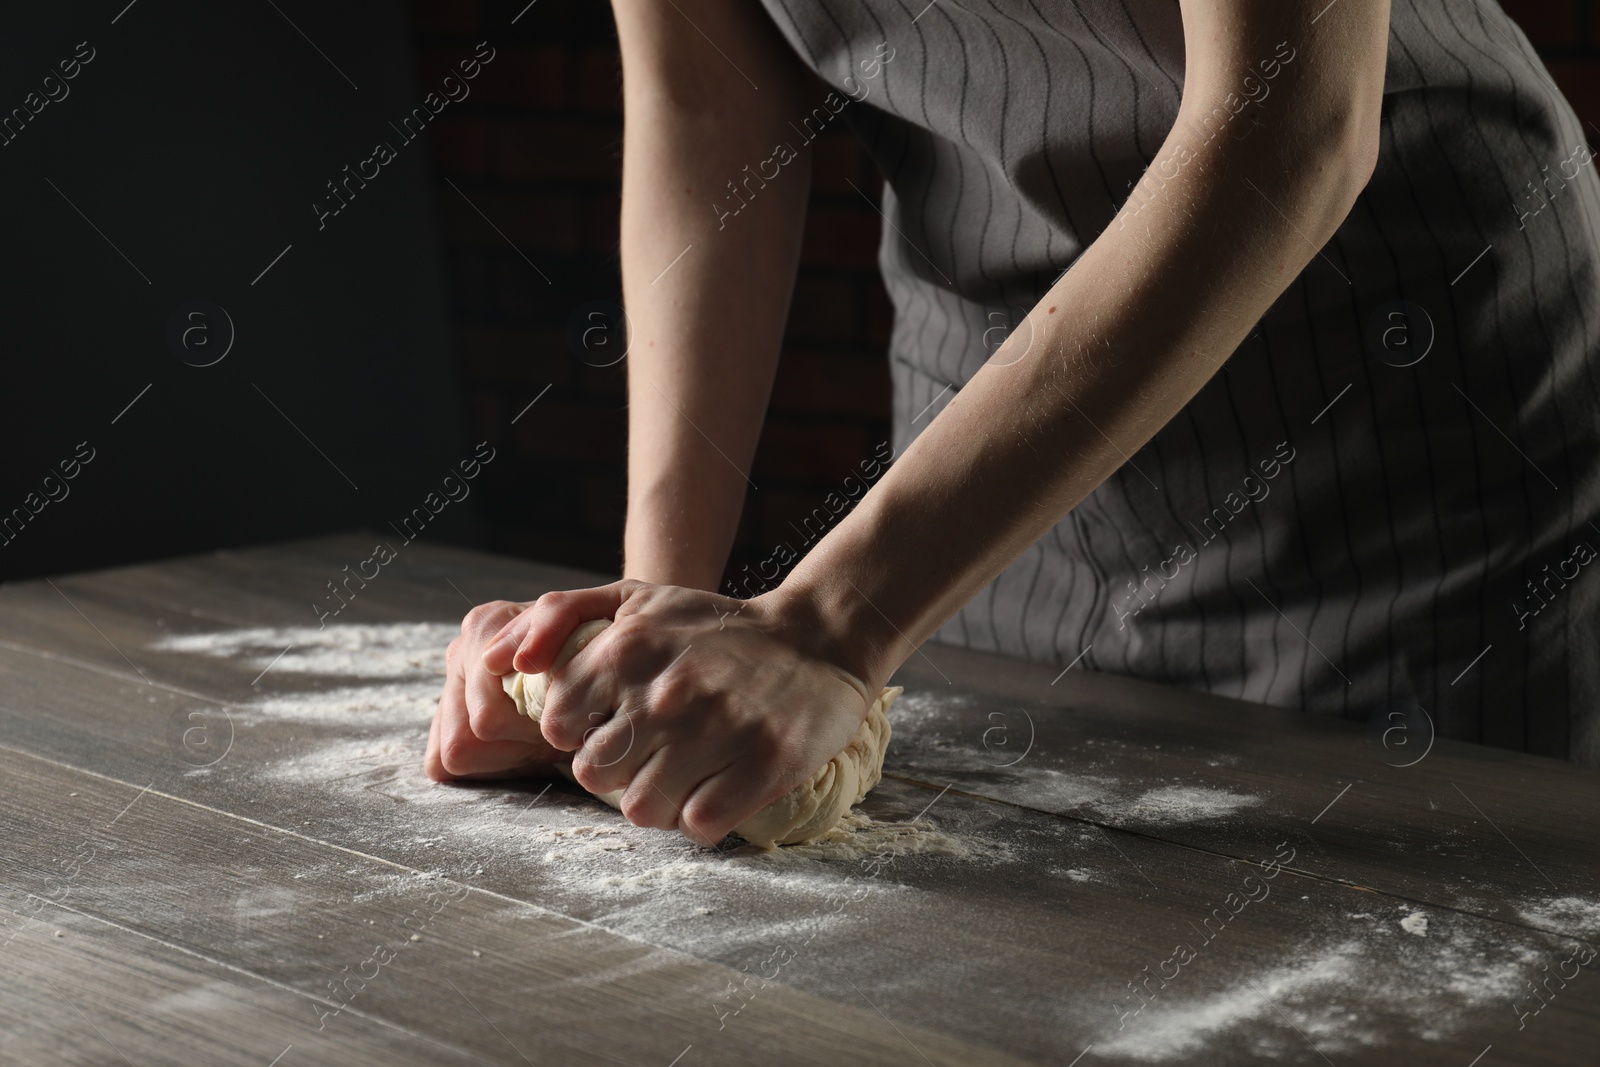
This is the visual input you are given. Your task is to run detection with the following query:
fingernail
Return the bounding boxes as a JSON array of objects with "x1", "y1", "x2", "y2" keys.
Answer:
[{"x1": 483, "y1": 636, "x2": 515, "y2": 664}]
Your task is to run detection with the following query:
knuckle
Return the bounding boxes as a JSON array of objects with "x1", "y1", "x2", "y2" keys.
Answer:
[
  {"x1": 465, "y1": 701, "x2": 497, "y2": 741},
  {"x1": 612, "y1": 580, "x2": 647, "y2": 615},
  {"x1": 616, "y1": 791, "x2": 646, "y2": 824},
  {"x1": 653, "y1": 669, "x2": 696, "y2": 711},
  {"x1": 540, "y1": 708, "x2": 581, "y2": 749},
  {"x1": 438, "y1": 735, "x2": 476, "y2": 776},
  {"x1": 572, "y1": 758, "x2": 618, "y2": 795},
  {"x1": 464, "y1": 600, "x2": 512, "y2": 632},
  {"x1": 580, "y1": 723, "x2": 620, "y2": 764},
  {"x1": 686, "y1": 787, "x2": 730, "y2": 825},
  {"x1": 587, "y1": 627, "x2": 638, "y2": 677},
  {"x1": 608, "y1": 618, "x2": 646, "y2": 654},
  {"x1": 535, "y1": 590, "x2": 571, "y2": 614},
  {"x1": 619, "y1": 790, "x2": 671, "y2": 830},
  {"x1": 680, "y1": 804, "x2": 729, "y2": 845}
]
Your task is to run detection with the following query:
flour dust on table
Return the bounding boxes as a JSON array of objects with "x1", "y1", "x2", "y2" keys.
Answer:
[
  {"x1": 154, "y1": 622, "x2": 459, "y2": 683},
  {"x1": 1096, "y1": 900, "x2": 1600, "y2": 1062},
  {"x1": 147, "y1": 620, "x2": 1012, "y2": 955},
  {"x1": 144, "y1": 618, "x2": 1600, "y2": 1062},
  {"x1": 889, "y1": 688, "x2": 1266, "y2": 827}
]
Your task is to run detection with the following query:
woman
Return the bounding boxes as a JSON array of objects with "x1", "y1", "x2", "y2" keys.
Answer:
[{"x1": 427, "y1": 0, "x2": 1600, "y2": 844}]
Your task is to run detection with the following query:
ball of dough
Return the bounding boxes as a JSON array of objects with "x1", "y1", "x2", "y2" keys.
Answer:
[{"x1": 501, "y1": 619, "x2": 899, "y2": 848}]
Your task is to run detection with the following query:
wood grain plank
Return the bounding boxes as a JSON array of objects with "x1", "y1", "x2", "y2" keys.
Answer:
[
  {"x1": 3, "y1": 906, "x2": 483, "y2": 1066},
  {"x1": 4, "y1": 536, "x2": 1598, "y2": 936},
  {"x1": 0, "y1": 749, "x2": 1034, "y2": 1067},
  {"x1": 888, "y1": 646, "x2": 1600, "y2": 933},
  {"x1": 5, "y1": 537, "x2": 1600, "y2": 1062},
  {"x1": 3, "y1": 644, "x2": 1599, "y2": 1063},
  {"x1": 0, "y1": 534, "x2": 600, "y2": 712}
]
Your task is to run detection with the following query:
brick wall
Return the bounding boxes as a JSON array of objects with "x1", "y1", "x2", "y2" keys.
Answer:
[{"x1": 409, "y1": 0, "x2": 1596, "y2": 583}]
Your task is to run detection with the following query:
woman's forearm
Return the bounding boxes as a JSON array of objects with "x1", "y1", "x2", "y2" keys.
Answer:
[
  {"x1": 614, "y1": 2, "x2": 815, "y2": 590},
  {"x1": 777, "y1": 0, "x2": 1390, "y2": 690}
]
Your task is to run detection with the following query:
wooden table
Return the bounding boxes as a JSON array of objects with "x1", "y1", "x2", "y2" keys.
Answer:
[{"x1": 3, "y1": 535, "x2": 1597, "y2": 1066}]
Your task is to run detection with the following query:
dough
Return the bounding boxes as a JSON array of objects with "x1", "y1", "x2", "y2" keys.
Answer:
[{"x1": 501, "y1": 619, "x2": 899, "y2": 849}]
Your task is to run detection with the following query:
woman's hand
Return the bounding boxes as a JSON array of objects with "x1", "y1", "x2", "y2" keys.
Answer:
[
  {"x1": 474, "y1": 580, "x2": 876, "y2": 846},
  {"x1": 423, "y1": 599, "x2": 571, "y2": 782}
]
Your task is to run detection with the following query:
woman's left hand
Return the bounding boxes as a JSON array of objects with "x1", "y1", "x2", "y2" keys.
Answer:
[{"x1": 473, "y1": 579, "x2": 876, "y2": 846}]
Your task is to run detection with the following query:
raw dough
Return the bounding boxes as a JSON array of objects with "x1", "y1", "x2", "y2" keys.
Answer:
[{"x1": 501, "y1": 619, "x2": 899, "y2": 848}]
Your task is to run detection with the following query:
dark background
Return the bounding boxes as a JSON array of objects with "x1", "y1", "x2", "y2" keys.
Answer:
[
  {"x1": 0, "y1": 1, "x2": 470, "y2": 584},
  {"x1": 2, "y1": 0, "x2": 1590, "y2": 593},
  {"x1": 412, "y1": 0, "x2": 892, "y2": 585}
]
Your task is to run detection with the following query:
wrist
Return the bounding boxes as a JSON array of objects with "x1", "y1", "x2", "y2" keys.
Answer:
[
  {"x1": 622, "y1": 515, "x2": 729, "y2": 592},
  {"x1": 621, "y1": 551, "x2": 723, "y2": 592},
  {"x1": 624, "y1": 469, "x2": 752, "y2": 591},
  {"x1": 755, "y1": 566, "x2": 904, "y2": 699}
]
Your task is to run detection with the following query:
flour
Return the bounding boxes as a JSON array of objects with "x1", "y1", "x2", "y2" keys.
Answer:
[
  {"x1": 151, "y1": 622, "x2": 453, "y2": 725},
  {"x1": 888, "y1": 691, "x2": 1264, "y2": 828},
  {"x1": 161, "y1": 619, "x2": 1600, "y2": 1064},
  {"x1": 1517, "y1": 895, "x2": 1600, "y2": 937},
  {"x1": 247, "y1": 682, "x2": 440, "y2": 725},
  {"x1": 1101, "y1": 943, "x2": 1362, "y2": 1061},
  {"x1": 885, "y1": 687, "x2": 984, "y2": 731},
  {"x1": 154, "y1": 622, "x2": 457, "y2": 680},
  {"x1": 1122, "y1": 784, "x2": 1261, "y2": 822},
  {"x1": 1097, "y1": 904, "x2": 1559, "y2": 1061},
  {"x1": 349, "y1": 870, "x2": 453, "y2": 905},
  {"x1": 593, "y1": 862, "x2": 709, "y2": 892},
  {"x1": 759, "y1": 811, "x2": 1004, "y2": 863},
  {"x1": 1000, "y1": 767, "x2": 1120, "y2": 810},
  {"x1": 150, "y1": 621, "x2": 1012, "y2": 971},
  {"x1": 273, "y1": 737, "x2": 909, "y2": 953}
]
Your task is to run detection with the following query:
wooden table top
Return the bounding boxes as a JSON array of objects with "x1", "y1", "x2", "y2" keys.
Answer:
[{"x1": 2, "y1": 534, "x2": 1597, "y2": 1066}]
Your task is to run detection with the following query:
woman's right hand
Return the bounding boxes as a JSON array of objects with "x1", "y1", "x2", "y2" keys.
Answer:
[{"x1": 424, "y1": 599, "x2": 570, "y2": 781}]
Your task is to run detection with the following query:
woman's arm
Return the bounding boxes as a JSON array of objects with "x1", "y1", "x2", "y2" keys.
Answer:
[
  {"x1": 479, "y1": 0, "x2": 1390, "y2": 844},
  {"x1": 614, "y1": 0, "x2": 816, "y2": 590},
  {"x1": 780, "y1": 0, "x2": 1389, "y2": 693},
  {"x1": 423, "y1": 5, "x2": 816, "y2": 783}
]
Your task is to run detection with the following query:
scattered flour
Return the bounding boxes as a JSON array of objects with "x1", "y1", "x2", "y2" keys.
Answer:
[
  {"x1": 349, "y1": 870, "x2": 452, "y2": 905},
  {"x1": 264, "y1": 734, "x2": 946, "y2": 954},
  {"x1": 156, "y1": 619, "x2": 1600, "y2": 1063},
  {"x1": 1097, "y1": 904, "x2": 1562, "y2": 1061},
  {"x1": 154, "y1": 620, "x2": 1014, "y2": 966},
  {"x1": 764, "y1": 811, "x2": 1004, "y2": 863},
  {"x1": 154, "y1": 622, "x2": 456, "y2": 680},
  {"x1": 592, "y1": 862, "x2": 708, "y2": 892},
  {"x1": 247, "y1": 682, "x2": 439, "y2": 725},
  {"x1": 1517, "y1": 895, "x2": 1600, "y2": 938},
  {"x1": 888, "y1": 690, "x2": 1265, "y2": 828},
  {"x1": 1101, "y1": 944, "x2": 1362, "y2": 1061},
  {"x1": 1122, "y1": 784, "x2": 1262, "y2": 822},
  {"x1": 152, "y1": 623, "x2": 453, "y2": 725},
  {"x1": 998, "y1": 767, "x2": 1119, "y2": 810}
]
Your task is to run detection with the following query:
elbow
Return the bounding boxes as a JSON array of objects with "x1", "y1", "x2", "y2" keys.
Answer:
[
  {"x1": 1290, "y1": 100, "x2": 1383, "y2": 243},
  {"x1": 1331, "y1": 102, "x2": 1382, "y2": 210}
]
